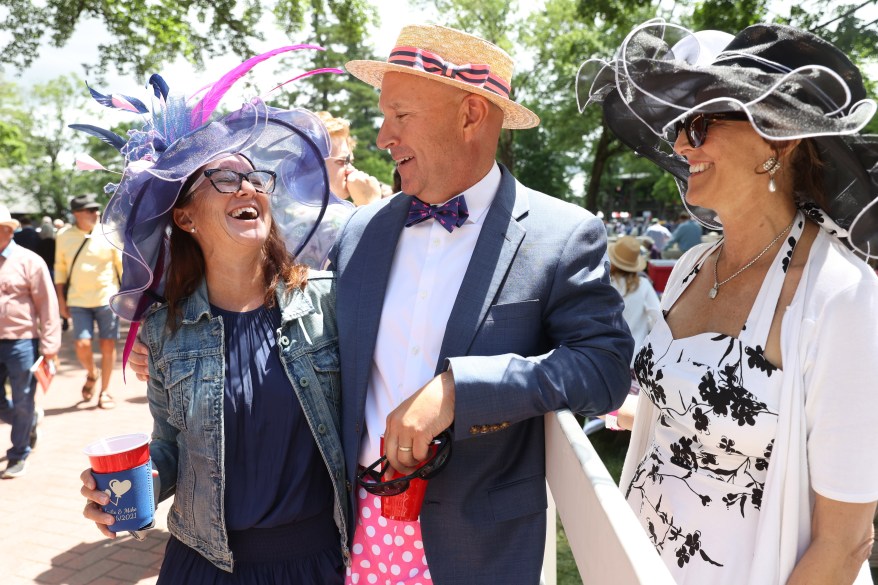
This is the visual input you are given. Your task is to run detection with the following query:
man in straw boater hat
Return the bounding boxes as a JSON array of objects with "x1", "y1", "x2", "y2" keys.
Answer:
[{"x1": 332, "y1": 24, "x2": 633, "y2": 583}]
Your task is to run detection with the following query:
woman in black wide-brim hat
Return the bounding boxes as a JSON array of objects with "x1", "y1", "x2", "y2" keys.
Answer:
[{"x1": 581, "y1": 20, "x2": 878, "y2": 584}]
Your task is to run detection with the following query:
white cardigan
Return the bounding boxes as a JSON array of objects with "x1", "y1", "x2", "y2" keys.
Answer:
[{"x1": 620, "y1": 228, "x2": 878, "y2": 584}]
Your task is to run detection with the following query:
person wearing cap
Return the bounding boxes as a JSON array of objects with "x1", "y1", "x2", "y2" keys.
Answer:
[
  {"x1": 76, "y1": 58, "x2": 350, "y2": 582},
  {"x1": 581, "y1": 21, "x2": 878, "y2": 584},
  {"x1": 332, "y1": 24, "x2": 632, "y2": 584},
  {"x1": 0, "y1": 204, "x2": 61, "y2": 478},
  {"x1": 54, "y1": 194, "x2": 124, "y2": 409}
]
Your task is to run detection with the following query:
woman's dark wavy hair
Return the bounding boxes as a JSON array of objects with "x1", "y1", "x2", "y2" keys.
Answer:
[
  {"x1": 770, "y1": 138, "x2": 826, "y2": 209},
  {"x1": 163, "y1": 162, "x2": 308, "y2": 331}
]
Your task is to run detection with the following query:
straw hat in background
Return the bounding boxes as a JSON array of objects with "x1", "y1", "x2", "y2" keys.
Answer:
[
  {"x1": 608, "y1": 235, "x2": 647, "y2": 273},
  {"x1": 0, "y1": 204, "x2": 20, "y2": 231},
  {"x1": 345, "y1": 23, "x2": 539, "y2": 129}
]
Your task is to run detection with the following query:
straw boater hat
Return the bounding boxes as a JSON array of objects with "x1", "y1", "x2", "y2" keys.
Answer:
[
  {"x1": 608, "y1": 235, "x2": 647, "y2": 273},
  {"x1": 578, "y1": 19, "x2": 878, "y2": 258},
  {"x1": 345, "y1": 24, "x2": 539, "y2": 129}
]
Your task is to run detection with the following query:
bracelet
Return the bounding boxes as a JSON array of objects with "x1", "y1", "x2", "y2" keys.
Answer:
[{"x1": 605, "y1": 410, "x2": 623, "y2": 431}]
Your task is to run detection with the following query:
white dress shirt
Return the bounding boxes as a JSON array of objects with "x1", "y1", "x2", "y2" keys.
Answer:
[{"x1": 360, "y1": 163, "x2": 501, "y2": 466}]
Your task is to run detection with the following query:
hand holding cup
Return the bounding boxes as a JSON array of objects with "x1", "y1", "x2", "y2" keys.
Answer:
[{"x1": 82, "y1": 433, "x2": 156, "y2": 537}]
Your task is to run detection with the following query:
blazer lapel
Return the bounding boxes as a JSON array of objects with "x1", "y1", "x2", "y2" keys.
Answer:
[
  {"x1": 349, "y1": 196, "x2": 409, "y2": 412},
  {"x1": 436, "y1": 166, "x2": 528, "y2": 371}
]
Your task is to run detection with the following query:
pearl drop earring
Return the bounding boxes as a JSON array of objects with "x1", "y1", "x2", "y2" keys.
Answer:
[{"x1": 762, "y1": 157, "x2": 781, "y2": 192}]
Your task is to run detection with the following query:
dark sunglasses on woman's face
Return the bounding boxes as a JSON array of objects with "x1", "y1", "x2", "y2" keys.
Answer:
[
  {"x1": 357, "y1": 430, "x2": 453, "y2": 497},
  {"x1": 673, "y1": 112, "x2": 749, "y2": 148}
]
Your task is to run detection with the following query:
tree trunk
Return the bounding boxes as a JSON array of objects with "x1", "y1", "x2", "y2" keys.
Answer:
[
  {"x1": 585, "y1": 126, "x2": 612, "y2": 212},
  {"x1": 498, "y1": 127, "x2": 514, "y2": 172}
]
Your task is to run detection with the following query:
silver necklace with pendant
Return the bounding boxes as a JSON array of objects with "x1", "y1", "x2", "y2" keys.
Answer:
[{"x1": 709, "y1": 219, "x2": 795, "y2": 299}]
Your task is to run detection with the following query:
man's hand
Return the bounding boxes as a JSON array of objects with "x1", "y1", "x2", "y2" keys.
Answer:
[
  {"x1": 58, "y1": 298, "x2": 70, "y2": 320},
  {"x1": 384, "y1": 371, "x2": 455, "y2": 475},
  {"x1": 346, "y1": 170, "x2": 382, "y2": 206},
  {"x1": 129, "y1": 339, "x2": 150, "y2": 382}
]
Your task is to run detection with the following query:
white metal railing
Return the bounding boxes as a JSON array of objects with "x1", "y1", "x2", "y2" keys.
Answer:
[{"x1": 543, "y1": 409, "x2": 675, "y2": 584}]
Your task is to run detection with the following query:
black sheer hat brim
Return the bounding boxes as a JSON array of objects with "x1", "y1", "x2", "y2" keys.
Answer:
[{"x1": 579, "y1": 19, "x2": 878, "y2": 257}]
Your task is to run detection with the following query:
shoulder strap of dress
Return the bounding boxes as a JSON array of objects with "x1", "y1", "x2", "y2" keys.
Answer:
[
  {"x1": 740, "y1": 211, "x2": 807, "y2": 347},
  {"x1": 659, "y1": 241, "x2": 722, "y2": 312}
]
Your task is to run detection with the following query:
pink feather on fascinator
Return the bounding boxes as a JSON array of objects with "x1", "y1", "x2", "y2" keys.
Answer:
[
  {"x1": 74, "y1": 154, "x2": 109, "y2": 171},
  {"x1": 190, "y1": 44, "x2": 329, "y2": 127}
]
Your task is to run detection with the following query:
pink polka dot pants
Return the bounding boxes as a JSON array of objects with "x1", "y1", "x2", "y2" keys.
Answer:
[{"x1": 345, "y1": 487, "x2": 433, "y2": 585}]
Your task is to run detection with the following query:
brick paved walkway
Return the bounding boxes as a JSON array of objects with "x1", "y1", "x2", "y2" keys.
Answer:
[{"x1": 0, "y1": 324, "x2": 170, "y2": 584}]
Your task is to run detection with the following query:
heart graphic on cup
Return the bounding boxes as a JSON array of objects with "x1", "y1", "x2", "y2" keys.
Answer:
[{"x1": 109, "y1": 479, "x2": 132, "y2": 498}]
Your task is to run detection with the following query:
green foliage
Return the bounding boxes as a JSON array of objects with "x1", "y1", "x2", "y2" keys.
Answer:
[
  {"x1": 0, "y1": 74, "x2": 112, "y2": 217},
  {"x1": 689, "y1": 0, "x2": 769, "y2": 32},
  {"x1": 0, "y1": 77, "x2": 28, "y2": 167},
  {"x1": 3, "y1": 0, "x2": 877, "y2": 218},
  {"x1": 0, "y1": 0, "x2": 373, "y2": 80},
  {"x1": 266, "y1": 0, "x2": 392, "y2": 185}
]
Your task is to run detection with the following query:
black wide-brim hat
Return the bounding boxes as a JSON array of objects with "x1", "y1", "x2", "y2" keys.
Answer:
[{"x1": 578, "y1": 20, "x2": 878, "y2": 258}]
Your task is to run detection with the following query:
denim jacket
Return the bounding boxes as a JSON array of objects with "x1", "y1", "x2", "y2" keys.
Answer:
[{"x1": 141, "y1": 272, "x2": 349, "y2": 572}]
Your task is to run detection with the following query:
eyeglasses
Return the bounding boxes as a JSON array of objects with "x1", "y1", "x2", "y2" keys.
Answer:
[
  {"x1": 357, "y1": 430, "x2": 453, "y2": 496},
  {"x1": 673, "y1": 112, "x2": 749, "y2": 148},
  {"x1": 202, "y1": 168, "x2": 277, "y2": 194},
  {"x1": 326, "y1": 153, "x2": 353, "y2": 167}
]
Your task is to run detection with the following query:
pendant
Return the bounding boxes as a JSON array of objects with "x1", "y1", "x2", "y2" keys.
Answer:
[{"x1": 708, "y1": 285, "x2": 718, "y2": 299}]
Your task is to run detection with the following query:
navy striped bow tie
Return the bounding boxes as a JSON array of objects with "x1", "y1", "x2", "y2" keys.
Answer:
[{"x1": 405, "y1": 195, "x2": 469, "y2": 233}]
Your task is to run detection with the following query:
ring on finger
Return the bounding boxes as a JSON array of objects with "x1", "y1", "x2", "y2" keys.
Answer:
[{"x1": 398, "y1": 446, "x2": 412, "y2": 452}]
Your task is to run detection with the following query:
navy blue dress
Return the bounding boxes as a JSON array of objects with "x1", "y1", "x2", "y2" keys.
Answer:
[{"x1": 157, "y1": 304, "x2": 343, "y2": 584}]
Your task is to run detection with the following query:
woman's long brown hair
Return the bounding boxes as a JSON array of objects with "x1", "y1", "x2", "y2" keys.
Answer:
[{"x1": 610, "y1": 264, "x2": 641, "y2": 296}]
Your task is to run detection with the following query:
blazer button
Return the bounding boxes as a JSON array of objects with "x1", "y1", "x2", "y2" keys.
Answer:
[
  {"x1": 300, "y1": 377, "x2": 310, "y2": 387},
  {"x1": 346, "y1": 480, "x2": 352, "y2": 492}
]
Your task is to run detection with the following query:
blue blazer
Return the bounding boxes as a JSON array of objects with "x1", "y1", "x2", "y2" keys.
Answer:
[{"x1": 331, "y1": 165, "x2": 633, "y2": 584}]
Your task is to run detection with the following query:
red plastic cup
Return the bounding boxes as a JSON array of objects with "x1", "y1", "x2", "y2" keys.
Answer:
[
  {"x1": 379, "y1": 435, "x2": 438, "y2": 522},
  {"x1": 84, "y1": 433, "x2": 150, "y2": 473}
]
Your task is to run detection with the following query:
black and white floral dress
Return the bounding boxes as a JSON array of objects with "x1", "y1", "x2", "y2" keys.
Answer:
[{"x1": 625, "y1": 216, "x2": 804, "y2": 584}]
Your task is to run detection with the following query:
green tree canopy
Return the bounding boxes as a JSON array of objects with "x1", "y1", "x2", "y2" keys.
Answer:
[{"x1": 0, "y1": 0, "x2": 373, "y2": 79}]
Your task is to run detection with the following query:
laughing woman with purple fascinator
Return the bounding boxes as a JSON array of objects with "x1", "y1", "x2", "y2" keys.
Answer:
[
  {"x1": 76, "y1": 47, "x2": 352, "y2": 583},
  {"x1": 580, "y1": 20, "x2": 878, "y2": 584}
]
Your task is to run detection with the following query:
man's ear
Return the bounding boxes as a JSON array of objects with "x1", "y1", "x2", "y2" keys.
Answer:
[{"x1": 460, "y1": 94, "x2": 493, "y2": 138}]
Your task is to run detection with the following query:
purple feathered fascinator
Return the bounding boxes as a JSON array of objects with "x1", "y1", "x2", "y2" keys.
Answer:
[{"x1": 71, "y1": 45, "x2": 343, "y2": 328}]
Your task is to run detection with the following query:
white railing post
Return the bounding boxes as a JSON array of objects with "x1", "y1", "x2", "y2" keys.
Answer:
[
  {"x1": 542, "y1": 486, "x2": 557, "y2": 585},
  {"x1": 544, "y1": 409, "x2": 675, "y2": 584}
]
